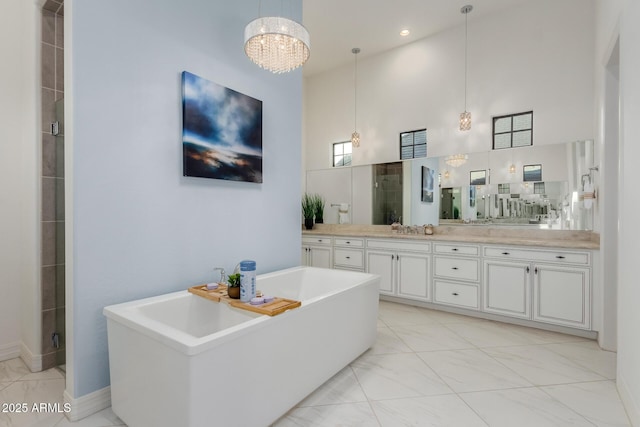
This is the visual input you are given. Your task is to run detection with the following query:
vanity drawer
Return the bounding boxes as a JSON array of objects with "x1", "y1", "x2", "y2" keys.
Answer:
[
  {"x1": 334, "y1": 248, "x2": 364, "y2": 269},
  {"x1": 434, "y1": 281, "x2": 479, "y2": 309},
  {"x1": 483, "y1": 247, "x2": 590, "y2": 265},
  {"x1": 302, "y1": 236, "x2": 332, "y2": 246},
  {"x1": 434, "y1": 243, "x2": 479, "y2": 256},
  {"x1": 434, "y1": 256, "x2": 479, "y2": 281},
  {"x1": 334, "y1": 238, "x2": 364, "y2": 248},
  {"x1": 367, "y1": 239, "x2": 431, "y2": 253}
]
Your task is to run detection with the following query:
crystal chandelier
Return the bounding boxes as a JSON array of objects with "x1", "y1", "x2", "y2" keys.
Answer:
[
  {"x1": 351, "y1": 48, "x2": 361, "y2": 147},
  {"x1": 445, "y1": 154, "x2": 468, "y2": 167},
  {"x1": 460, "y1": 5, "x2": 473, "y2": 131},
  {"x1": 244, "y1": 6, "x2": 310, "y2": 74}
]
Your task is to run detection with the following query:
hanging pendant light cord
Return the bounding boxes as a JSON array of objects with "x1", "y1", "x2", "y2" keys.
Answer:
[
  {"x1": 354, "y1": 51, "x2": 358, "y2": 131},
  {"x1": 464, "y1": 10, "x2": 468, "y2": 112}
]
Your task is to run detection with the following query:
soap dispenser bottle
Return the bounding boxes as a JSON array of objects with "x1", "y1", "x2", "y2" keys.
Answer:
[{"x1": 239, "y1": 260, "x2": 256, "y2": 303}]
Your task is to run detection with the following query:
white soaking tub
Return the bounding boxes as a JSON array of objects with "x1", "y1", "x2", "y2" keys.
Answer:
[{"x1": 103, "y1": 266, "x2": 380, "y2": 427}]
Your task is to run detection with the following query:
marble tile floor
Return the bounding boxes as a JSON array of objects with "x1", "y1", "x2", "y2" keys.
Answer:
[{"x1": 0, "y1": 300, "x2": 630, "y2": 426}]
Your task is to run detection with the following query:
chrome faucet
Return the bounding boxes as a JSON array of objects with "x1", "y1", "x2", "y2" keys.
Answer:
[{"x1": 213, "y1": 267, "x2": 226, "y2": 284}]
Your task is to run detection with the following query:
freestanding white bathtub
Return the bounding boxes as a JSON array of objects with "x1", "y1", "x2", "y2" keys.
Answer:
[{"x1": 103, "y1": 266, "x2": 380, "y2": 427}]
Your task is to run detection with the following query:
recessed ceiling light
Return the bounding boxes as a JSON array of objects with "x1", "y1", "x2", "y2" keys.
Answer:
[{"x1": 400, "y1": 29, "x2": 410, "y2": 37}]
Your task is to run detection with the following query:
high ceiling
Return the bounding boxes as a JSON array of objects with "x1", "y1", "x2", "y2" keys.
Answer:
[{"x1": 301, "y1": 0, "x2": 532, "y2": 76}]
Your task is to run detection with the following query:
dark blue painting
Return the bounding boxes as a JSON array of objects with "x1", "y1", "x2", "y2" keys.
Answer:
[
  {"x1": 182, "y1": 71, "x2": 263, "y2": 183},
  {"x1": 523, "y1": 164, "x2": 542, "y2": 182}
]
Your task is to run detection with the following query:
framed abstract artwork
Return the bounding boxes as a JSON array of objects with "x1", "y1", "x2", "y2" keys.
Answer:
[
  {"x1": 182, "y1": 71, "x2": 263, "y2": 183},
  {"x1": 523, "y1": 164, "x2": 542, "y2": 182},
  {"x1": 421, "y1": 166, "x2": 435, "y2": 203},
  {"x1": 470, "y1": 170, "x2": 486, "y2": 186}
]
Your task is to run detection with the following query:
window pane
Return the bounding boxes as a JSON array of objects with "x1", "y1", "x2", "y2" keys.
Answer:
[
  {"x1": 513, "y1": 130, "x2": 532, "y2": 147},
  {"x1": 343, "y1": 143, "x2": 352, "y2": 155},
  {"x1": 401, "y1": 146, "x2": 413, "y2": 160},
  {"x1": 334, "y1": 144, "x2": 343, "y2": 156},
  {"x1": 414, "y1": 144, "x2": 427, "y2": 158},
  {"x1": 400, "y1": 133, "x2": 413, "y2": 147},
  {"x1": 513, "y1": 113, "x2": 532, "y2": 131},
  {"x1": 494, "y1": 133, "x2": 511, "y2": 149},
  {"x1": 494, "y1": 117, "x2": 512, "y2": 133},
  {"x1": 343, "y1": 154, "x2": 352, "y2": 166},
  {"x1": 334, "y1": 155, "x2": 344, "y2": 167},
  {"x1": 414, "y1": 130, "x2": 427, "y2": 145}
]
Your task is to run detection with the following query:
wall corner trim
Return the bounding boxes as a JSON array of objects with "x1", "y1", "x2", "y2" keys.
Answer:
[
  {"x1": 617, "y1": 375, "x2": 640, "y2": 426},
  {"x1": 63, "y1": 386, "x2": 111, "y2": 422},
  {"x1": 19, "y1": 342, "x2": 42, "y2": 372}
]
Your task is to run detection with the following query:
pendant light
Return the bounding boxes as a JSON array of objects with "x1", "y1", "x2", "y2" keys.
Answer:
[
  {"x1": 351, "y1": 48, "x2": 361, "y2": 147},
  {"x1": 460, "y1": 5, "x2": 473, "y2": 131},
  {"x1": 244, "y1": 0, "x2": 311, "y2": 74}
]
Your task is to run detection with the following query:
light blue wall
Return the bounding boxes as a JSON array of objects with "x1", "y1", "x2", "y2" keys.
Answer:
[
  {"x1": 70, "y1": 0, "x2": 302, "y2": 397},
  {"x1": 410, "y1": 157, "x2": 440, "y2": 225}
]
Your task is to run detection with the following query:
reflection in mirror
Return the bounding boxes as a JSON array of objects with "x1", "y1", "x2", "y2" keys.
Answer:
[
  {"x1": 440, "y1": 188, "x2": 461, "y2": 219},
  {"x1": 306, "y1": 140, "x2": 595, "y2": 230},
  {"x1": 372, "y1": 162, "x2": 403, "y2": 224}
]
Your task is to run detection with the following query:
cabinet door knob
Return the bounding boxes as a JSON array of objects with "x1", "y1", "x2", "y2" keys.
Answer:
[
  {"x1": 534, "y1": 267, "x2": 538, "y2": 274},
  {"x1": 502, "y1": 252, "x2": 510, "y2": 255},
  {"x1": 452, "y1": 267, "x2": 459, "y2": 270},
  {"x1": 526, "y1": 266, "x2": 530, "y2": 273},
  {"x1": 318, "y1": 239, "x2": 322, "y2": 242},
  {"x1": 452, "y1": 292, "x2": 459, "y2": 296},
  {"x1": 346, "y1": 256, "x2": 351, "y2": 259},
  {"x1": 556, "y1": 255, "x2": 566, "y2": 259},
  {"x1": 346, "y1": 241, "x2": 351, "y2": 244},
  {"x1": 452, "y1": 248, "x2": 459, "y2": 252}
]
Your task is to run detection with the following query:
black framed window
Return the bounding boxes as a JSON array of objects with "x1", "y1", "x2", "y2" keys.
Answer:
[
  {"x1": 493, "y1": 111, "x2": 533, "y2": 149},
  {"x1": 333, "y1": 141, "x2": 352, "y2": 167},
  {"x1": 534, "y1": 182, "x2": 546, "y2": 194},
  {"x1": 400, "y1": 129, "x2": 427, "y2": 160}
]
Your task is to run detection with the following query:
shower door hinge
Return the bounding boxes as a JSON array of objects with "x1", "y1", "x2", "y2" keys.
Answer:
[
  {"x1": 51, "y1": 121, "x2": 59, "y2": 136},
  {"x1": 51, "y1": 332, "x2": 60, "y2": 349}
]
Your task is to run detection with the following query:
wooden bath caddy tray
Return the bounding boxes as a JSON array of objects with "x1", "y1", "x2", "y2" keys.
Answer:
[{"x1": 187, "y1": 284, "x2": 301, "y2": 316}]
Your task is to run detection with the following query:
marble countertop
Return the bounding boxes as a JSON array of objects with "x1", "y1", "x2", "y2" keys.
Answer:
[{"x1": 302, "y1": 224, "x2": 600, "y2": 250}]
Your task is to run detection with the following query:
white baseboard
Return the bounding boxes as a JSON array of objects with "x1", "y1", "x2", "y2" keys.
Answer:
[
  {"x1": 618, "y1": 376, "x2": 640, "y2": 426},
  {"x1": 63, "y1": 386, "x2": 111, "y2": 422},
  {"x1": 0, "y1": 342, "x2": 21, "y2": 362},
  {"x1": 19, "y1": 342, "x2": 42, "y2": 372}
]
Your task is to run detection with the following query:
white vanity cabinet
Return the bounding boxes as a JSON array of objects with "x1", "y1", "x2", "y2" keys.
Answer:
[
  {"x1": 483, "y1": 246, "x2": 592, "y2": 329},
  {"x1": 433, "y1": 243, "x2": 481, "y2": 310},
  {"x1": 301, "y1": 236, "x2": 333, "y2": 269},
  {"x1": 366, "y1": 239, "x2": 431, "y2": 302},
  {"x1": 533, "y1": 264, "x2": 591, "y2": 329},
  {"x1": 333, "y1": 237, "x2": 365, "y2": 272},
  {"x1": 483, "y1": 259, "x2": 531, "y2": 319}
]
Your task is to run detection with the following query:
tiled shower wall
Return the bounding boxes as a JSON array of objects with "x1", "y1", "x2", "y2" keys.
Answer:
[
  {"x1": 41, "y1": 0, "x2": 65, "y2": 370},
  {"x1": 372, "y1": 162, "x2": 403, "y2": 225}
]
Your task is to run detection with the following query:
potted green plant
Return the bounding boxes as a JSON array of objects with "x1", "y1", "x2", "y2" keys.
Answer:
[
  {"x1": 302, "y1": 193, "x2": 315, "y2": 230},
  {"x1": 227, "y1": 273, "x2": 241, "y2": 299},
  {"x1": 313, "y1": 194, "x2": 325, "y2": 224}
]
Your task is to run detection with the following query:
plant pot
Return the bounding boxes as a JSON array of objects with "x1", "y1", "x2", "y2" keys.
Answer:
[
  {"x1": 304, "y1": 218, "x2": 314, "y2": 230},
  {"x1": 227, "y1": 286, "x2": 240, "y2": 299},
  {"x1": 315, "y1": 218, "x2": 323, "y2": 224}
]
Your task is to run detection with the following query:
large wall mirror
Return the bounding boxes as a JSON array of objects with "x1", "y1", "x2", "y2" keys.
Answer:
[{"x1": 306, "y1": 140, "x2": 595, "y2": 230}]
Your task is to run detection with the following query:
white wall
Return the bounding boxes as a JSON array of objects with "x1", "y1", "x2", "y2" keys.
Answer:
[
  {"x1": 305, "y1": 0, "x2": 595, "y2": 171},
  {"x1": 68, "y1": 0, "x2": 303, "y2": 398},
  {"x1": 0, "y1": 0, "x2": 40, "y2": 361},
  {"x1": 595, "y1": 0, "x2": 640, "y2": 423}
]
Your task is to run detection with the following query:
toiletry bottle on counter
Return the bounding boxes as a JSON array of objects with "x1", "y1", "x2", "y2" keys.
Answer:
[{"x1": 240, "y1": 260, "x2": 256, "y2": 303}]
